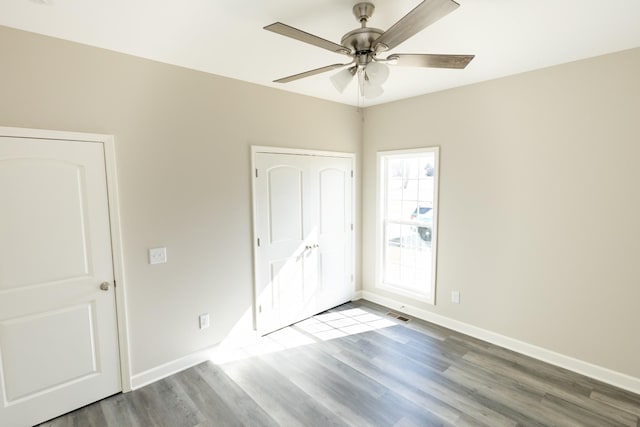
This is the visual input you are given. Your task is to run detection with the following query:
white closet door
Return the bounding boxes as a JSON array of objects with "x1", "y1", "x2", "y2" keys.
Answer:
[
  {"x1": 0, "y1": 137, "x2": 121, "y2": 426},
  {"x1": 314, "y1": 157, "x2": 353, "y2": 313},
  {"x1": 254, "y1": 152, "x2": 353, "y2": 335}
]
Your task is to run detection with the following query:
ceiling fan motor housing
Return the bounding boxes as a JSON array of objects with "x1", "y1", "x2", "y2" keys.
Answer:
[
  {"x1": 343, "y1": 2, "x2": 384, "y2": 67},
  {"x1": 341, "y1": 28, "x2": 383, "y2": 55}
]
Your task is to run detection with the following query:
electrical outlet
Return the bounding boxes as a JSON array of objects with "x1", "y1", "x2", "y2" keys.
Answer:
[
  {"x1": 149, "y1": 247, "x2": 167, "y2": 264},
  {"x1": 451, "y1": 291, "x2": 460, "y2": 304},
  {"x1": 199, "y1": 313, "x2": 210, "y2": 330}
]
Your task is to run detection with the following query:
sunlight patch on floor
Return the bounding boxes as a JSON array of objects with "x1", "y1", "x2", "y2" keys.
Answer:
[{"x1": 210, "y1": 306, "x2": 398, "y2": 364}]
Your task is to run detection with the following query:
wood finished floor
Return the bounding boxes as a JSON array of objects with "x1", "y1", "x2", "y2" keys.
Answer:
[{"x1": 40, "y1": 301, "x2": 640, "y2": 427}]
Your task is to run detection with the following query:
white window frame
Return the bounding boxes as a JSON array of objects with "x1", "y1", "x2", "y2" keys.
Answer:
[{"x1": 375, "y1": 147, "x2": 440, "y2": 304}]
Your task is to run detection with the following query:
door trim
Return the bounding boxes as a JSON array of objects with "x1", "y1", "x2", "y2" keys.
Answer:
[
  {"x1": 250, "y1": 145, "x2": 356, "y2": 334},
  {"x1": 0, "y1": 126, "x2": 132, "y2": 392}
]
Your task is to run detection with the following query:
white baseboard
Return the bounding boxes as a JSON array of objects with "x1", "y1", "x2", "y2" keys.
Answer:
[
  {"x1": 130, "y1": 325, "x2": 260, "y2": 390},
  {"x1": 130, "y1": 344, "x2": 220, "y2": 390},
  {"x1": 359, "y1": 291, "x2": 640, "y2": 395},
  {"x1": 131, "y1": 291, "x2": 640, "y2": 395}
]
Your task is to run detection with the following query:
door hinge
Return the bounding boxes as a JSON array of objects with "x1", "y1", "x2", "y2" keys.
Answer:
[
  {"x1": 255, "y1": 168, "x2": 259, "y2": 178},
  {"x1": 351, "y1": 223, "x2": 354, "y2": 231},
  {"x1": 113, "y1": 280, "x2": 116, "y2": 287},
  {"x1": 350, "y1": 170, "x2": 354, "y2": 178},
  {"x1": 257, "y1": 238, "x2": 261, "y2": 247},
  {"x1": 258, "y1": 305, "x2": 262, "y2": 313}
]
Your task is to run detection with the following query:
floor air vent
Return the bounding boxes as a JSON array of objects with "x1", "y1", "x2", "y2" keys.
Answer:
[{"x1": 386, "y1": 312, "x2": 410, "y2": 322}]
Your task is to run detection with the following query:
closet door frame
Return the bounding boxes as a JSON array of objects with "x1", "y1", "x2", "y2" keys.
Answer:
[{"x1": 250, "y1": 146, "x2": 356, "y2": 334}]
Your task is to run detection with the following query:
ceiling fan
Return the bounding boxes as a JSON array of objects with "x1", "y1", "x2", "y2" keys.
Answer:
[{"x1": 264, "y1": 0, "x2": 475, "y2": 98}]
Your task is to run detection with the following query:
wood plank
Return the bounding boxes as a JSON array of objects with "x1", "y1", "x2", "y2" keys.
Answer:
[
  {"x1": 38, "y1": 301, "x2": 640, "y2": 427},
  {"x1": 192, "y1": 362, "x2": 280, "y2": 427},
  {"x1": 263, "y1": 345, "x2": 452, "y2": 426},
  {"x1": 540, "y1": 393, "x2": 631, "y2": 427},
  {"x1": 99, "y1": 392, "x2": 144, "y2": 426},
  {"x1": 591, "y1": 389, "x2": 640, "y2": 417},
  {"x1": 455, "y1": 351, "x2": 638, "y2": 426},
  {"x1": 320, "y1": 331, "x2": 515, "y2": 426},
  {"x1": 221, "y1": 357, "x2": 351, "y2": 427}
]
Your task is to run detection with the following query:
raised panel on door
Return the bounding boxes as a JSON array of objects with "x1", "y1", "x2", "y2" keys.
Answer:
[
  {"x1": 267, "y1": 166, "x2": 303, "y2": 245},
  {"x1": 0, "y1": 136, "x2": 121, "y2": 426},
  {"x1": 0, "y1": 158, "x2": 90, "y2": 289},
  {"x1": 0, "y1": 304, "x2": 98, "y2": 402}
]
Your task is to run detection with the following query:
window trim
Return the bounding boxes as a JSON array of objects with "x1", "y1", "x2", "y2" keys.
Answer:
[{"x1": 375, "y1": 147, "x2": 440, "y2": 304}]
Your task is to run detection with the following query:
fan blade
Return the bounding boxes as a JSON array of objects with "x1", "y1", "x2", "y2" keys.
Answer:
[
  {"x1": 264, "y1": 22, "x2": 350, "y2": 55},
  {"x1": 374, "y1": 0, "x2": 460, "y2": 52},
  {"x1": 389, "y1": 53, "x2": 474, "y2": 69},
  {"x1": 274, "y1": 63, "x2": 350, "y2": 83}
]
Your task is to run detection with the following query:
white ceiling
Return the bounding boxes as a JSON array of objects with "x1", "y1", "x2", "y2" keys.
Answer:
[{"x1": 2, "y1": 0, "x2": 640, "y2": 106}]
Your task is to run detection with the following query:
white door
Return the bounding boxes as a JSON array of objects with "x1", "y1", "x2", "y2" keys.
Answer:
[
  {"x1": 0, "y1": 137, "x2": 121, "y2": 426},
  {"x1": 314, "y1": 157, "x2": 353, "y2": 311},
  {"x1": 254, "y1": 152, "x2": 353, "y2": 335}
]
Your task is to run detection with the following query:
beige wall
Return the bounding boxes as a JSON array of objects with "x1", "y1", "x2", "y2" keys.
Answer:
[
  {"x1": 0, "y1": 26, "x2": 362, "y2": 375},
  {"x1": 362, "y1": 48, "x2": 640, "y2": 379},
  {"x1": 2, "y1": 23, "x2": 639, "y2": 384}
]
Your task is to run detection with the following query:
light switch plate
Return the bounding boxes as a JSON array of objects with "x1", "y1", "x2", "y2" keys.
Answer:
[
  {"x1": 149, "y1": 247, "x2": 167, "y2": 264},
  {"x1": 199, "y1": 313, "x2": 210, "y2": 330},
  {"x1": 451, "y1": 291, "x2": 460, "y2": 304}
]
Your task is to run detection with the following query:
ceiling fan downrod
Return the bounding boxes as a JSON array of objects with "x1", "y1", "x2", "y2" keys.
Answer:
[{"x1": 353, "y1": 2, "x2": 375, "y2": 27}]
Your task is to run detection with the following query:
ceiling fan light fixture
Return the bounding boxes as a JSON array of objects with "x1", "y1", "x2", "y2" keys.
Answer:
[
  {"x1": 330, "y1": 66, "x2": 356, "y2": 93},
  {"x1": 365, "y1": 61, "x2": 390, "y2": 85},
  {"x1": 356, "y1": 68, "x2": 384, "y2": 99}
]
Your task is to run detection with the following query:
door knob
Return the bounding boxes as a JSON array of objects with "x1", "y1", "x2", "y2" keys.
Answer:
[{"x1": 100, "y1": 282, "x2": 111, "y2": 291}]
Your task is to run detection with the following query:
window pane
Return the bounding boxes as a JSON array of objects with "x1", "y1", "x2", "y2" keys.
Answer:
[
  {"x1": 383, "y1": 222, "x2": 432, "y2": 289},
  {"x1": 403, "y1": 179, "x2": 419, "y2": 202},
  {"x1": 403, "y1": 201, "x2": 418, "y2": 221},
  {"x1": 405, "y1": 158, "x2": 420, "y2": 179},
  {"x1": 387, "y1": 178, "x2": 403, "y2": 200},
  {"x1": 419, "y1": 154, "x2": 435, "y2": 177},
  {"x1": 387, "y1": 201, "x2": 402, "y2": 220},
  {"x1": 385, "y1": 222, "x2": 401, "y2": 243},
  {"x1": 378, "y1": 148, "x2": 438, "y2": 301},
  {"x1": 417, "y1": 178, "x2": 434, "y2": 203},
  {"x1": 388, "y1": 159, "x2": 404, "y2": 178}
]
